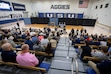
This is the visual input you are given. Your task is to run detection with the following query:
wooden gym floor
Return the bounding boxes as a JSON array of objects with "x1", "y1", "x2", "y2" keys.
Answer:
[{"x1": 25, "y1": 24, "x2": 84, "y2": 30}]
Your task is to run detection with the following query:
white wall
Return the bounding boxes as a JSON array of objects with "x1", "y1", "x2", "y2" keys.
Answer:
[
  {"x1": 1, "y1": 0, "x2": 111, "y2": 27},
  {"x1": 0, "y1": 0, "x2": 32, "y2": 18},
  {"x1": 90, "y1": 0, "x2": 111, "y2": 27},
  {"x1": 31, "y1": 0, "x2": 92, "y2": 18},
  {"x1": 0, "y1": 0, "x2": 95, "y2": 19},
  {"x1": 0, "y1": 20, "x2": 25, "y2": 29}
]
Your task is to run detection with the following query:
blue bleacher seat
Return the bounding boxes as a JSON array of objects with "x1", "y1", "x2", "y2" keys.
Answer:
[
  {"x1": 39, "y1": 63, "x2": 51, "y2": 71},
  {"x1": 86, "y1": 68, "x2": 96, "y2": 74}
]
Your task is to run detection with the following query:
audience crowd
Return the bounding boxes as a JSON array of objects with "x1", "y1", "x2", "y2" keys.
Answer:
[
  {"x1": 69, "y1": 28, "x2": 111, "y2": 74},
  {"x1": 0, "y1": 26, "x2": 111, "y2": 74},
  {"x1": 0, "y1": 26, "x2": 61, "y2": 68}
]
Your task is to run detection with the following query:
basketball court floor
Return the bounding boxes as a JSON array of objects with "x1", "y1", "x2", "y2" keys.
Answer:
[{"x1": 24, "y1": 24, "x2": 110, "y2": 36}]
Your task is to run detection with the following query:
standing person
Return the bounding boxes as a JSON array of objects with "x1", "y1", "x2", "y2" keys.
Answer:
[
  {"x1": 71, "y1": 28, "x2": 74, "y2": 35},
  {"x1": 17, "y1": 22, "x2": 20, "y2": 28},
  {"x1": 76, "y1": 29, "x2": 79, "y2": 35},
  {"x1": 80, "y1": 28, "x2": 83, "y2": 34},
  {"x1": 84, "y1": 29, "x2": 87, "y2": 34}
]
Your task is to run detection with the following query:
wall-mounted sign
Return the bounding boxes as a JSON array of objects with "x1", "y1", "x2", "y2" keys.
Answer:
[
  {"x1": 10, "y1": 14, "x2": 22, "y2": 19},
  {"x1": 38, "y1": 13, "x2": 83, "y2": 18},
  {"x1": 56, "y1": 13, "x2": 64, "y2": 18},
  {"x1": 50, "y1": 5, "x2": 70, "y2": 9},
  {"x1": 0, "y1": 14, "x2": 22, "y2": 21},
  {"x1": 12, "y1": 3, "x2": 26, "y2": 11},
  {"x1": 0, "y1": 1, "x2": 12, "y2": 11},
  {"x1": 46, "y1": 13, "x2": 54, "y2": 18},
  {"x1": 0, "y1": 15, "x2": 11, "y2": 20},
  {"x1": 66, "y1": 13, "x2": 75, "y2": 18}
]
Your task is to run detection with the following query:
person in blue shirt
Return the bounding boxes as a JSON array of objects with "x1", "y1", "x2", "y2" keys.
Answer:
[
  {"x1": 25, "y1": 36, "x2": 34, "y2": 50},
  {"x1": 31, "y1": 34, "x2": 39, "y2": 44},
  {"x1": 22, "y1": 33, "x2": 27, "y2": 39}
]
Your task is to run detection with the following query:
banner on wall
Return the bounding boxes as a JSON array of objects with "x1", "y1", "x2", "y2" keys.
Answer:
[
  {"x1": 0, "y1": 15, "x2": 11, "y2": 20},
  {"x1": 66, "y1": 13, "x2": 75, "y2": 18},
  {"x1": 38, "y1": 13, "x2": 83, "y2": 18},
  {"x1": 56, "y1": 13, "x2": 64, "y2": 18},
  {"x1": 12, "y1": 3, "x2": 26, "y2": 11},
  {"x1": 46, "y1": 13, "x2": 54, "y2": 18},
  {"x1": 38, "y1": 13, "x2": 44, "y2": 18},
  {"x1": 0, "y1": 14, "x2": 22, "y2": 21},
  {"x1": 10, "y1": 14, "x2": 22, "y2": 19},
  {"x1": 0, "y1": 1, "x2": 12, "y2": 11}
]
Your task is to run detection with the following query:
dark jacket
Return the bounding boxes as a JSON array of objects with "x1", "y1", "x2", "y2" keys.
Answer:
[
  {"x1": 81, "y1": 45, "x2": 92, "y2": 59},
  {"x1": 25, "y1": 40, "x2": 34, "y2": 50},
  {"x1": 1, "y1": 50, "x2": 16, "y2": 62},
  {"x1": 97, "y1": 60, "x2": 111, "y2": 74}
]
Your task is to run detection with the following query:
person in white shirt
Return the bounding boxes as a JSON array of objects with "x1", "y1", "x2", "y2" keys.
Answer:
[
  {"x1": 91, "y1": 46, "x2": 108, "y2": 61},
  {"x1": 100, "y1": 40, "x2": 107, "y2": 46},
  {"x1": 41, "y1": 36, "x2": 49, "y2": 49}
]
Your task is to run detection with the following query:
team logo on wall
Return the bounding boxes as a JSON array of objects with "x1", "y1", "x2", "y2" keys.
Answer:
[
  {"x1": 56, "y1": 13, "x2": 64, "y2": 18},
  {"x1": 50, "y1": 5, "x2": 70, "y2": 9},
  {"x1": 46, "y1": 13, "x2": 54, "y2": 18},
  {"x1": 66, "y1": 13, "x2": 75, "y2": 18}
]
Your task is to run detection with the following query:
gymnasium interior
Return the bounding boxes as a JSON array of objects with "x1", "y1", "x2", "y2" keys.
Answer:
[{"x1": 0, "y1": 0, "x2": 111, "y2": 74}]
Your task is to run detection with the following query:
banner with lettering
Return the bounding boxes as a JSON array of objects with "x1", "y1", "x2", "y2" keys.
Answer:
[{"x1": 12, "y1": 3, "x2": 26, "y2": 11}]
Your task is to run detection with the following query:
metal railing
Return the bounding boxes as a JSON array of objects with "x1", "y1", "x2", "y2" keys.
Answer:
[{"x1": 71, "y1": 57, "x2": 79, "y2": 74}]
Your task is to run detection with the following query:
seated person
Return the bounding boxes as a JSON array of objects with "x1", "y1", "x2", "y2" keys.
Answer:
[
  {"x1": 38, "y1": 33, "x2": 44, "y2": 41},
  {"x1": 16, "y1": 44, "x2": 39, "y2": 67},
  {"x1": 100, "y1": 40, "x2": 107, "y2": 46},
  {"x1": 7, "y1": 36, "x2": 17, "y2": 48},
  {"x1": 31, "y1": 34, "x2": 39, "y2": 44},
  {"x1": 50, "y1": 37, "x2": 57, "y2": 49},
  {"x1": 7, "y1": 36, "x2": 21, "y2": 48},
  {"x1": 88, "y1": 60, "x2": 111, "y2": 74},
  {"x1": 92, "y1": 41, "x2": 100, "y2": 46},
  {"x1": 108, "y1": 45, "x2": 111, "y2": 58},
  {"x1": 91, "y1": 46, "x2": 108, "y2": 61},
  {"x1": 75, "y1": 37, "x2": 80, "y2": 44},
  {"x1": 1, "y1": 43, "x2": 16, "y2": 62},
  {"x1": 41, "y1": 35, "x2": 49, "y2": 49},
  {"x1": 33, "y1": 40, "x2": 44, "y2": 51},
  {"x1": 45, "y1": 42, "x2": 52, "y2": 54},
  {"x1": 24, "y1": 36, "x2": 34, "y2": 50},
  {"x1": 22, "y1": 33, "x2": 27, "y2": 39},
  {"x1": 80, "y1": 41, "x2": 92, "y2": 61}
]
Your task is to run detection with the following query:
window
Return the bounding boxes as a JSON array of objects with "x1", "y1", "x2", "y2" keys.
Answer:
[
  {"x1": 105, "y1": 3, "x2": 109, "y2": 8},
  {"x1": 95, "y1": 6, "x2": 98, "y2": 9},
  {"x1": 100, "y1": 5, "x2": 103, "y2": 9}
]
